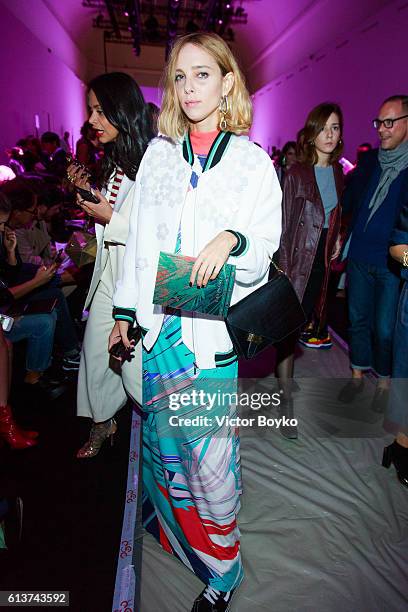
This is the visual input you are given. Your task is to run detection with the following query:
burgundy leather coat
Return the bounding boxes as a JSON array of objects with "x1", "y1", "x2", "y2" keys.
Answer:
[{"x1": 277, "y1": 161, "x2": 344, "y2": 320}]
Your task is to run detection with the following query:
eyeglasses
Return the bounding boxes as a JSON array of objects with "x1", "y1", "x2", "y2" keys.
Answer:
[
  {"x1": 372, "y1": 114, "x2": 408, "y2": 129},
  {"x1": 25, "y1": 208, "x2": 38, "y2": 217}
]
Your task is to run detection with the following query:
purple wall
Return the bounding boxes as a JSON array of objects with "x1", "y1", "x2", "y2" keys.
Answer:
[
  {"x1": 250, "y1": 1, "x2": 408, "y2": 162},
  {"x1": 140, "y1": 86, "x2": 162, "y2": 107},
  {"x1": 0, "y1": 3, "x2": 86, "y2": 164}
]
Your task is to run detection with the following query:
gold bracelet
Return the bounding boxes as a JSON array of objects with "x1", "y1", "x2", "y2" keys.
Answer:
[{"x1": 403, "y1": 250, "x2": 408, "y2": 267}]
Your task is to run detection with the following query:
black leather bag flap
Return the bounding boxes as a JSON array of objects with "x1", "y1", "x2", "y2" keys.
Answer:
[{"x1": 226, "y1": 268, "x2": 306, "y2": 359}]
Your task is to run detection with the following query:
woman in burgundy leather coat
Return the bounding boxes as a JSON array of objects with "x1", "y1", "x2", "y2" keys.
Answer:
[{"x1": 276, "y1": 102, "x2": 344, "y2": 436}]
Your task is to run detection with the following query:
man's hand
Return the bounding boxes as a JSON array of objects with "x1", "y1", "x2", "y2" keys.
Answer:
[{"x1": 189, "y1": 231, "x2": 238, "y2": 288}]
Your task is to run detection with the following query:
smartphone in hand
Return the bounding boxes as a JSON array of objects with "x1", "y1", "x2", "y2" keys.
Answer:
[
  {"x1": 75, "y1": 186, "x2": 100, "y2": 204},
  {"x1": 52, "y1": 249, "x2": 65, "y2": 267}
]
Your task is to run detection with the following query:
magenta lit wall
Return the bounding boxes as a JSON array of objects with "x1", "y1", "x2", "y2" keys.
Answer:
[
  {"x1": 140, "y1": 86, "x2": 162, "y2": 107},
  {"x1": 250, "y1": 1, "x2": 408, "y2": 162},
  {"x1": 0, "y1": 3, "x2": 86, "y2": 164}
]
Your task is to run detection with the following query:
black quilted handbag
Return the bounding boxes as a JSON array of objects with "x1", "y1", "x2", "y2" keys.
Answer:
[{"x1": 225, "y1": 261, "x2": 306, "y2": 359}]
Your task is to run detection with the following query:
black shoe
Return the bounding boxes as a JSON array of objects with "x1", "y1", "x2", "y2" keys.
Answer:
[
  {"x1": 278, "y1": 396, "x2": 298, "y2": 440},
  {"x1": 191, "y1": 586, "x2": 236, "y2": 612},
  {"x1": 382, "y1": 441, "x2": 408, "y2": 488},
  {"x1": 338, "y1": 379, "x2": 364, "y2": 403},
  {"x1": 371, "y1": 387, "x2": 389, "y2": 413},
  {"x1": 34, "y1": 374, "x2": 67, "y2": 401},
  {"x1": 2, "y1": 496, "x2": 23, "y2": 549},
  {"x1": 62, "y1": 352, "x2": 81, "y2": 371}
]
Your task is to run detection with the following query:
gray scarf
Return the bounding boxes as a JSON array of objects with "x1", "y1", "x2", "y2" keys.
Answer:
[{"x1": 365, "y1": 139, "x2": 408, "y2": 228}]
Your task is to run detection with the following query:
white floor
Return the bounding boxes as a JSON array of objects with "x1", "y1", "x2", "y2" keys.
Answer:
[{"x1": 138, "y1": 339, "x2": 408, "y2": 612}]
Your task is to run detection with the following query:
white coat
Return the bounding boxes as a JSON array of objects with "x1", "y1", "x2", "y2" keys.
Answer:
[
  {"x1": 114, "y1": 135, "x2": 282, "y2": 370},
  {"x1": 77, "y1": 174, "x2": 142, "y2": 421}
]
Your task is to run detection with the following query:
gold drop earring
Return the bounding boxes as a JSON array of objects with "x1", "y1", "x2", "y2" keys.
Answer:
[{"x1": 219, "y1": 95, "x2": 229, "y2": 130}]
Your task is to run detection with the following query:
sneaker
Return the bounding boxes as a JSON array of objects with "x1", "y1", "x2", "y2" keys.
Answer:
[
  {"x1": 299, "y1": 325, "x2": 315, "y2": 343},
  {"x1": 299, "y1": 333, "x2": 332, "y2": 349},
  {"x1": 191, "y1": 586, "x2": 236, "y2": 612},
  {"x1": 62, "y1": 352, "x2": 81, "y2": 371}
]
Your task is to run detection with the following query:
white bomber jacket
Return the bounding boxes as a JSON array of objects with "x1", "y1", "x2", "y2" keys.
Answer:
[{"x1": 113, "y1": 134, "x2": 282, "y2": 369}]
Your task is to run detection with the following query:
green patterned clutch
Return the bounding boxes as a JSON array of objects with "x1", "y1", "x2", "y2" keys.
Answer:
[{"x1": 153, "y1": 252, "x2": 236, "y2": 318}]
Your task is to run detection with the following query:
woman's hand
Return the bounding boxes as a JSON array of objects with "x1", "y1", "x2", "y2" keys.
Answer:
[
  {"x1": 33, "y1": 264, "x2": 58, "y2": 287},
  {"x1": 331, "y1": 236, "x2": 342, "y2": 261},
  {"x1": 67, "y1": 162, "x2": 90, "y2": 190},
  {"x1": 190, "y1": 231, "x2": 238, "y2": 288},
  {"x1": 109, "y1": 320, "x2": 132, "y2": 352},
  {"x1": 3, "y1": 227, "x2": 17, "y2": 253},
  {"x1": 77, "y1": 189, "x2": 113, "y2": 224}
]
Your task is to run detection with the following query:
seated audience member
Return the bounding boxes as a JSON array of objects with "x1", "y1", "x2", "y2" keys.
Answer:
[
  {"x1": 0, "y1": 190, "x2": 81, "y2": 372},
  {"x1": 35, "y1": 184, "x2": 74, "y2": 245},
  {"x1": 40, "y1": 132, "x2": 67, "y2": 178},
  {"x1": 1, "y1": 278, "x2": 61, "y2": 394},
  {"x1": 4, "y1": 178, "x2": 53, "y2": 266},
  {"x1": 0, "y1": 195, "x2": 63, "y2": 398},
  {"x1": 36, "y1": 185, "x2": 64, "y2": 234},
  {"x1": 4, "y1": 178, "x2": 76, "y2": 283}
]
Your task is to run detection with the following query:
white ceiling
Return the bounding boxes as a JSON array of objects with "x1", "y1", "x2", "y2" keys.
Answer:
[{"x1": 41, "y1": 0, "x2": 393, "y2": 90}]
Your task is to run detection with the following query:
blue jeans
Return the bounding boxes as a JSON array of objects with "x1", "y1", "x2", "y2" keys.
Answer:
[
  {"x1": 5, "y1": 311, "x2": 57, "y2": 372},
  {"x1": 13, "y1": 263, "x2": 78, "y2": 354},
  {"x1": 347, "y1": 258, "x2": 400, "y2": 377},
  {"x1": 387, "y1": 282, "x2": 408, "y2": 434}
]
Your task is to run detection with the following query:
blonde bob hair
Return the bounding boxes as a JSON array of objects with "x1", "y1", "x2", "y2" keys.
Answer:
[{"x1": 158, "y1": 32, "x2": 252, "y2": 140}]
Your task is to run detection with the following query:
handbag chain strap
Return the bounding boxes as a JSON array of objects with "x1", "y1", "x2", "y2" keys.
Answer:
[{"x1": 270, "y1": 258, "x2": 285, "y2": 275}]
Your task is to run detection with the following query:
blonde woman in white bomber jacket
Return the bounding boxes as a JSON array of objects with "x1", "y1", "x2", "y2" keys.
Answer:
[{"x1": 109, "y1": 35, "x2": 282, "y2": 611}]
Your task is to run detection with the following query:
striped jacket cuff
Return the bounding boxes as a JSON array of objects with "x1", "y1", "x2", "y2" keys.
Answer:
[
  {"x1": 226, "y1": 230, "x2": 248, "y2": 257},
  {"x1": 113, "y1": 307, "x2": 136, "y2": 324}
]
